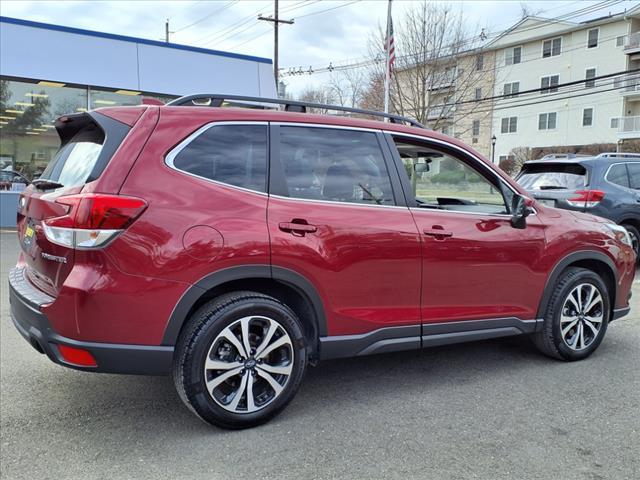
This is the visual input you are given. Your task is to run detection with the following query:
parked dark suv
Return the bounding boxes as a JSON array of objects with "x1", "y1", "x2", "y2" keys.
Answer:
[
  {"x1": 516, "y1": 156, "x2": 640, "y2": 258},
  {"x1": 8, "y1": 95, "x2": 636, "y2": 429}
]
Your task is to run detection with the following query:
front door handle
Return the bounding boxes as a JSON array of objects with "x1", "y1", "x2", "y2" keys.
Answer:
[
  {"x1": 423, "y1": 227, "x2": 453, "y2": 239},
  {"x1": 279, "y1": 221, "x2": 318, "y2": 236}
]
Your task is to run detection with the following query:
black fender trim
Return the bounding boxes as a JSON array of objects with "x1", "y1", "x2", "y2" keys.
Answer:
[
  {"x1": 536, "y1": 250, "x2": 618, "y2": 319},
  {"x1": 161, "y1": 264, "x2": 327, "y2": 345}
]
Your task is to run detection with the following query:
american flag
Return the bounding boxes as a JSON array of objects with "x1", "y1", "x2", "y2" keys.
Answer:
[{"x1": 385, "y1": 18, "x2": 395, "y2": 77}]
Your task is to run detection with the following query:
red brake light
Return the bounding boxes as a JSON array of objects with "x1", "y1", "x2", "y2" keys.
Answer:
[
  {"x1": 567, "y1": 190, "x2": 605, "y2": 208},
  {"x1": 53, "y1": 194, "x2": 147, "y2": 229},
  {"x1": 57, "y1": 344, "x2": 97, "y2": 367}
]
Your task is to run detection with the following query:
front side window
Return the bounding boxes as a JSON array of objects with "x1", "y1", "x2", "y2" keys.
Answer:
[
  {"x1": 543, "y1": 37, "x2": 562, "y2": 57},
  {"x1": 538, "y1": 112, "x2": 557, "y2": 130},
  {"x1": 587, "y1": 28, "x2": 599, "y2": 48},
  {"x1": 628, "y1": 163, "x2": 640, "y2": 189},
  {"x1": 583, "y1": 108, "x2": 594, "y2": 127},
  {"x1": 501, "y1": 116, "x2": 518, "y2": 133},
  {"x1": 278, "y1": 126, "x2": 394, "y2": 206},
  {"x1": 541, "y1": 75, "x2": 559, "y2": 94},
  {"x1": 606, "y1": 164, "x2": 630, "y2": 188},
  {"x1": 393, "y1": 137, "x2": 509, "y2": 214},
  {"x1": 171, "y1": 124, "x2": 268, "y2": 192},
  {"x1": 585, "y1": 68, "x2": 597, "y2": 88}
]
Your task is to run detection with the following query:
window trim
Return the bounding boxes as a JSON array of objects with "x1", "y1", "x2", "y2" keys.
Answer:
[
  {"x1": 503, "y1": 80, "x2": 521, "y2": 97},
  {"x1": 538, "y1": 112, "x2": 558, "y2": 131},
  {"x1": 584, "y1": 67, "x2": 597, "y2": 88},
  {"x1": 501, "y1": 116, "x2": 518, "y2": 134},
  {"x1": 382, "y1": 131, "x2": 525, "y2": 218},
  {"x1": 587, "y1": 27, "x2": 599, "y2": 49},
  {"x1": 542, "y1": 36, "x2": 562, "y2": 58},
  {"x1": 164, "y1": 120, "x2": 270, "y2": 196},
  {"x1": 504, "y1": 45, "x2": 523, "y2": 65},
  {"x1": 582, "y1": 107, "x2": 595, "y2": 127}
]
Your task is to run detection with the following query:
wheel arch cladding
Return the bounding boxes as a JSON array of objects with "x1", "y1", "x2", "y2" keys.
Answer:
[
  {"x1": 162, "y1": 265, "x2": 327, "y2": 356},
  {"x1": 537, "y1": 251, "x2": 617, "y2": 319}
]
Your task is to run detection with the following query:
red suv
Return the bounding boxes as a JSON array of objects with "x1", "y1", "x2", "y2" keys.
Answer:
[{"x1": 9, "y1": 95, "x2": 636, "y2": 429}]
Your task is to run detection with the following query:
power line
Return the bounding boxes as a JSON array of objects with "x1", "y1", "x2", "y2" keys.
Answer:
[{"x1": 173, "y1": 0, "x2": 238, "y2": 33}]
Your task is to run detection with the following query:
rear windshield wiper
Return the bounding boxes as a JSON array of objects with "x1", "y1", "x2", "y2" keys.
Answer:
[
  {"x1": 538, "y1": 185, "x2": 567, "y2": 190},
  {"x1": 32, "y1": 179, "x2": 64, "y2": 190}
]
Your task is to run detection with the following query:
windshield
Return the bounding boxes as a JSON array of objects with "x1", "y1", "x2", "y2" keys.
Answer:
[
  {"x1": 517, "y1": 164, "x2": 587, "y2": 190},
  {"x1": 40, "y1": 123, "x2": 105, "y2": 188}
]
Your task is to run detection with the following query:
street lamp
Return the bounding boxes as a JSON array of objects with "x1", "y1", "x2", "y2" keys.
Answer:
[{"x1": 491, "y1": 135, "x2": 497, "y2": 164}]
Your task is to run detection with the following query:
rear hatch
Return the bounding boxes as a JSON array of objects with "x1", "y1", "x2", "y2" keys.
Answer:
[
  {"x1": 515, "y1": 161, "x2": 594, "y2": 211},
  {"x1": 16, "y1": 111, "x2": 131, "y2": 297}
]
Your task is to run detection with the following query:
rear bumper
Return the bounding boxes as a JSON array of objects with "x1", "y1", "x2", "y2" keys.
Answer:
[{"x1": 8, "y1": 266, "x2": 173, "y2": 375}]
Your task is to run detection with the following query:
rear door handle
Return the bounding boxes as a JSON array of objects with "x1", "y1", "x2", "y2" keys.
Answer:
[
  {"x1": 279, "y1": 221, "x2": 318, "y2": 236},
  {"x1": 423, "y1": 228, "x2": 453, "y2": 238}
]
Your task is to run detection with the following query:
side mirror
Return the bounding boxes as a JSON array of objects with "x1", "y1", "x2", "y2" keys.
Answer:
[
  {"x1": 511, "y1": 194, "x2": 532, "y2": 229},
  {"x1": 414, "y1": 163, "x2": 430, "y2": 173}
]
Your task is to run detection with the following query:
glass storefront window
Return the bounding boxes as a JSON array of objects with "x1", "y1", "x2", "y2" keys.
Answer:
[
  {"x1": 1, "y1": 78, "x2": 177, "y2": 180},
  {"x1": 0, "y1": 79, "x2": 87, "y2": 179}
]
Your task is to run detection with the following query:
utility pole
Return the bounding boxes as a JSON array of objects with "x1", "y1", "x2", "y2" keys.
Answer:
[{"x1": 258, "y1": 0, "x2": 294, "y2": 87}]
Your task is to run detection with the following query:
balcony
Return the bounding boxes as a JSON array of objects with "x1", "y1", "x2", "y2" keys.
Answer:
[
  {"x1": 427, "y1": 72, "x2": 456, "y2": 91},
  {"x1": 426, "y1": 104, "x2": 455, "y2": 120},
  {"x1": 614, "y1": 73, "x2": 640, "y2": 99},
  {"x1": 616, "y1": 116, "x2": 640, "y2": 139},
  {"x1": 624, "y1": 32, "x2": 640, "y2": 54}
]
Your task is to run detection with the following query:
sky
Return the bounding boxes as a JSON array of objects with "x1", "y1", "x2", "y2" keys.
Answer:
[{"x1": 0, "y1": 0, "x2": 637, "y2": 95}]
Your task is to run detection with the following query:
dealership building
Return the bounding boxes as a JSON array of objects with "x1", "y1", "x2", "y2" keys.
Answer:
[{"x1": 0, "y1": 16, "x2": 275, "y2": 227}]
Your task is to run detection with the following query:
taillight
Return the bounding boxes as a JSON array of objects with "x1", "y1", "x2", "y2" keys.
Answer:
[
  {"x1": 567, "y1": 190, "x2": 605, "y2": 208},
  {"x1": 43, "y1": 193, "x2": 147, "y2": 248}
]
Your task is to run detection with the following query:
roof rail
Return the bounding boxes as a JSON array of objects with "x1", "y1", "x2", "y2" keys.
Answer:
[{"x1": 165, "y1": 93, "x2": 425, "y2": 128}]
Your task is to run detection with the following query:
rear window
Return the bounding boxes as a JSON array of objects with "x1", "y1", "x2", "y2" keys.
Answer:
[
  {"x1": 41, "y1": 125, "x2": 105, "y2": 188},
  {"x1": 517, "y1": 163, "x2": 587, "y2": 190},
  {"x1": 170, "y1": 124, "x2": 268, "y2": 192}
]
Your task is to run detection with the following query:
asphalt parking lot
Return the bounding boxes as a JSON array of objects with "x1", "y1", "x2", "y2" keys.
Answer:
[{"x1": 1, "y1": 231, "x2": 638, "y2": 480}]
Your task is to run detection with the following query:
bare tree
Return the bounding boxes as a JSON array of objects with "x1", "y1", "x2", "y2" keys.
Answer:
[
  {"x1": 367, "y1": 1, "x2": 493, "y2": 133},
  {"x1": 297, "y1": 86, "x2": 337, "y2": 114},
  {"x1": 328, "y1": 69, "x2": 366, "y2": 108}
]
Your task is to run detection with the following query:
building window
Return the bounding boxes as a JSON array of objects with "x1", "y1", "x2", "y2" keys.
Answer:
[
  {"x1": 616, "y1": 35, "x2": 626, "y2": 47},
  {"x1": 611, "y1": 118, "x2": 620, "y2": 129},
  {"x1": 542, "y1": 37, "x2": 562, "y2": 58},
  {"x1": 585, "y1": 68, "x2": 596, "y2": 88},
  {"x1": 501, "y1": 116, "x2": 517, "y2": 133},
  {"x1": 475, "y1": 87, "x2": 482, "y2": 100},
  {"x1": 505, "y1": 46, "x2": 522, "y2": 65},
  {"x1": 503, "y1": 81, "x2": 520, "y2": 97},
  {"x1": 541, "y1": 74, "x2": 559, "y2": 94},
  {"x1": 476, "y1": 54, "x2": 484, "y2": 71},
  {"x1": 582, "y1": 108, "x2": 594, "y2": 127},
  {"x1": 472, "y1": 138, "x2": 478, "y2": 144},
  {"x1": 472, "y1": 120, "x2": 480, "y2": 136},
  {"x1": 538, "y1": 112, "x2": 557, "y2": 130},
  {"x1": 587, "y1": 28, "x2": 599, "y2": 48}
]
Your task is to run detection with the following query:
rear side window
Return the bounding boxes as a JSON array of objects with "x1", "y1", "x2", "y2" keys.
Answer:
[
  {"x1": 628, "y1": 163, "x2": 640, "y2": 189},
  {"x1": 171, "y1": 124, "x2": 268, "y2": 192},
  {"x1": 278, "y1": 126, "x2": 395, "y2": 206},
  {"x1": 517, "y1": 163, "x2": 587, "y2": 190},
  {"x1": 606, "y1": 164, "x2": 630, "y2": 188},
  {"x1": 41, "y1": 123, "x2": 105, "y2": 188}
]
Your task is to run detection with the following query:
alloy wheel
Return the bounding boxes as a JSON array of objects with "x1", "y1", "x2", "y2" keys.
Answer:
[
  {"x1": 203, "y1": 316, "x2": 294, "y2": 414},
  {"x1": 560, "y1": 283, "x2": 604, "y2": 351}
]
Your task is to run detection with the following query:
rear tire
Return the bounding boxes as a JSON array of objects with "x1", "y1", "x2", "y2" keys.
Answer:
[
  {"x1": 532, "y1": 267, "x2": 610, "y2": 361},
  {"x1": 621, "y1": 223, "x2": 639, "y2": 262},
  {"x1": 173, "y1": 291, "x2": 307, "y2": 429}
]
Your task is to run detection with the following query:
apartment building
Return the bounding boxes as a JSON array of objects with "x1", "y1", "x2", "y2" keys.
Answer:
[{"x1": 490, "y1": 8, "x2": 640, "y2": 162}]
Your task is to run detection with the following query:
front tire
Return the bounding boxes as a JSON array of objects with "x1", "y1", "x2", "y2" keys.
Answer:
[
  {"x1": 173, "y1": 291, "x2": 307, "y2": 429},
  {"x1": 532, "y1": 267, "x2": 610, "y2": 361}
]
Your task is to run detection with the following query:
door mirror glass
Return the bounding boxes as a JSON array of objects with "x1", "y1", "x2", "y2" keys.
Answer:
[
  {"x1": 414, "y1": 162, "x2": 430, "y2": 173},
  {"x1": 511, "y1": 194, "x2": 532, "y2": 229}
]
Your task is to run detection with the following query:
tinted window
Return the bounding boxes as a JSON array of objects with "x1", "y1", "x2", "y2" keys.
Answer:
[
  {"x1": 606, "y1": 164, "x2": 630, "y2": 188},
  {"x1": 41, "y1": 123, "x2": 105, "y2": 188},
  {"x1": 172, "y1": 124, "x2": 267, "y2": 192},
  {"x1": 278, "y1": 126, "x2": 394, "y2": 206},
  {"x1": 627, "y1": 163, "x2": 640, "y2": 189},
  {"x1": 517, "y1": 163, "x2": 587, "y2": 190}
]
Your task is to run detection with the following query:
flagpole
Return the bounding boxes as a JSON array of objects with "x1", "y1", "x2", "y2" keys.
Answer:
[{"x1": 383, "y1": 0, "x2": 392, "y2": 116}]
